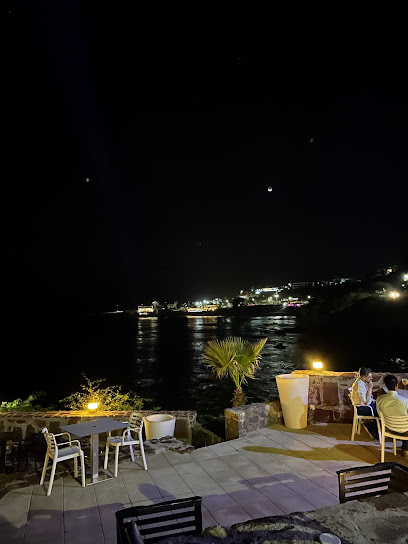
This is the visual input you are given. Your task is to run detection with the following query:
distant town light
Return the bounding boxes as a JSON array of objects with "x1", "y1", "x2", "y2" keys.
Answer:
[
  {"x1": 404, "y1": 273, "x2": 408, "y2": 282},
  {"x1": 307, "y1": 295, "x2": 311, "y2": 299},
  {"x1": 138, "y1": 305, "x2": 154, "y2": 316},
  {"x1": 389, "y1": 291, "x2": 400, "y2": 299},
  {"x1": 313, "y1": 361, "x2": 323, "y2": 369},
  {"x1": 88, "y1": 402, "x2": 98, "y2": 412}
]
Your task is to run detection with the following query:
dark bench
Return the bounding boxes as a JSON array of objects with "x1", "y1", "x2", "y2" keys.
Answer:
[
  {"x1": 337, "y1": 461, "x2": 408, "y2": 503},
  {"x1": 116, "y1": 496, "x2": 202, "y2": 544}
]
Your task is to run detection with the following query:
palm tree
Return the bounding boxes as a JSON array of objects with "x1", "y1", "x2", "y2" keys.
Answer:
[{"x1": 203, "y1": 337, "x2": 267, "y2": 407}]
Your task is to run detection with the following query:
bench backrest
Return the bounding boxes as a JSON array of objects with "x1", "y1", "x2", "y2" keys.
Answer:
[
  {"x1": 116, "y1": 496, "x2": 202, "y2": 544},
  {"x1": 337, "y1": 462, "x2": 408, "y2": 503}
]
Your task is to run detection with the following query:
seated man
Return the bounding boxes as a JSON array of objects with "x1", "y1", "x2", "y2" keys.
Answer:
[
  {"x1": 377, "y1": 374, "x2": 408, "y2": 457},
  {"x1": 350, "y1": 367, "x2": 379, "y2": 439}
]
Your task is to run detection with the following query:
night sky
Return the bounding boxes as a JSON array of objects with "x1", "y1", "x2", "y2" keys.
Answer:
[{"x1": 7, "y1": 3, "x2": 408, "y2": 311}]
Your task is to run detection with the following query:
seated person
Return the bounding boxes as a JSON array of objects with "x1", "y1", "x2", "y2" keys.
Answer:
[
  {"x1": 377, "y1": 374, "x2": 408, "y2": 457},
  {"x1": 350, "y1": 367, "x2": 379, "y2": 439}
]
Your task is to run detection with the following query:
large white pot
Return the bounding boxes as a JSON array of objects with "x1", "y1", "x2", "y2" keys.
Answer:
[
  {"x1": 145, "y1": 414, "x2": 176, "y2": 440},
  {"x1": 276, "y1": 374, "x2": 309, "y2": 429}
]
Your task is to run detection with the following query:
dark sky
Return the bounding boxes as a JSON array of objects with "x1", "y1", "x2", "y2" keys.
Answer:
[{"x1": 6, "y1": 3, "x2": 408, "y2": 310}]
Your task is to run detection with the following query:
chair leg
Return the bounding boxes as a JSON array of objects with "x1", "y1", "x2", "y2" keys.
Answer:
[
  {"x1": 381, "y1": 435, "x2": 385, "y2": 463},
  {"x1": 80, "y1": 453, "x2": 86, "y2": 488},
  {"x1": 393, "y1": 439, "x2": 397, "y2": 456},
  {"x1": 114, "y1": 446, "x2": 119, "y2": 478},
  {"x1": 74, "y1": 456, "x2": 78, "y2": 478},
  {"x1": 129, "y1": 445, "x2": 135, "y2": 462},
  {"x1": 375, "y1": 419, "x2": 382, "y2": 444},
  {"x1": 351, "y1": 416, "x2": 356, "y2": 441},
  {"x1": 47, "y1": 458, "x2": 58, "y2": 496},
  {"x1": 40, "y1": 453, "x2": 49, "y2": 485},
  {"x1": 139, "y1": 435, "x2": 147, "y2": 470},
  {"x1": 104, "y1": 441, "x2": 109, "y2": 470}
]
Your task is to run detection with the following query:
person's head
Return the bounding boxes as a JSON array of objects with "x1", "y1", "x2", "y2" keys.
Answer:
[
  {"x1": 359, "y1": 367, "x2": 373, "y2": 383},
  {"x1": 384, "y1": 374, "x2": 398, "y2": 391}
]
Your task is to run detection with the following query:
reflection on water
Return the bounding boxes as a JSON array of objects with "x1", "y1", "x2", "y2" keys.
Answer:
[
  {"x1": 132, "y1": 315, "x2": 301, "y2": 415},
  {"x1": 5, "y1": 312, "x2": 406, "y2": 413}
]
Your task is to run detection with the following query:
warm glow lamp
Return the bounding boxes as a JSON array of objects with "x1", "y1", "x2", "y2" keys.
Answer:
[
  {"x1": 313, "y1": 361, "x2": 323, "y2": 369},
  {"x1": 88, "y1": 402, "x2": 99, "y2": 412}
]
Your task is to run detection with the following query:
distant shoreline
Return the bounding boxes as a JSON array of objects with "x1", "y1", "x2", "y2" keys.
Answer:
[{"x1": 99, "y1": 305, "x2": 301, "y2": 319}]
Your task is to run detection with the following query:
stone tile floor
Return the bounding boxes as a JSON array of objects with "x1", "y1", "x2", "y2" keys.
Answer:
[{"x1": 1, "y1": 423, "x2": 407, "y2": 543}]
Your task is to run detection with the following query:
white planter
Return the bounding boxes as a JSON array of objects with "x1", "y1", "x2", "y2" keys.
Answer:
[
  {"x1": 145, "y1": 414, "x2": 176, "y2": 440},
  {"x1": 276, "y1": 374, "x2": 309, "y2": 429}
]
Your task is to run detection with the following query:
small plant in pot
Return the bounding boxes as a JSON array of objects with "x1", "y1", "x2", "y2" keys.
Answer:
[{"x1": 203, "y1": 337, "x2": 267, "y2": 407}]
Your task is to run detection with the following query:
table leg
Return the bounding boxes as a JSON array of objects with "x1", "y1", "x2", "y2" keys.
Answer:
[
  {"x1": 87, "y1": 433, "x2": 114, "y2": 485},
  {"x1": 90, "y1": 433, "x2": 99, "y2": 484}
]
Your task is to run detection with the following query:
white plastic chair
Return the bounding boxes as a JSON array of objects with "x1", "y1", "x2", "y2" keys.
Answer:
[
  {"x1": 379, "y1": 412, "x2": 408, "y2": 462},
  {"x1": 104, "y1": 413, "x2": 147, "y2": 477},
  {"x1": 40, "y1": 427, "x2": 85, "y2": 495}
]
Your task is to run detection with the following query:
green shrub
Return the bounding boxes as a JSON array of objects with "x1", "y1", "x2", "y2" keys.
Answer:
[
  {"x1": 61, "y1": 374, "x2": 147, "y2": 411},
  {"x1": 0, "y1": 392, "x2": 52, "y2": 412}
]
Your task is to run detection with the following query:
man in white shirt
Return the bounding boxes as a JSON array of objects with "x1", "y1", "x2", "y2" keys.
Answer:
[
  {"x1": 377, "y1": 374, "x2": 408, "y2": 457},
  {"x1": 350, "y1": 367, "x2": 379, "y2": 439}
]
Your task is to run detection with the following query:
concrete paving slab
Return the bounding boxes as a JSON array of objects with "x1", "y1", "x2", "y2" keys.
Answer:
[{"x1": 2, "y1": 421, "x2": 401, "y2": 543}]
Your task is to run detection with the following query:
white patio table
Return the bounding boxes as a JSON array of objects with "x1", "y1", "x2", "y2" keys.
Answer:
[{"x1": 60, "y1": 417, "x2": 127, "y2": 484}]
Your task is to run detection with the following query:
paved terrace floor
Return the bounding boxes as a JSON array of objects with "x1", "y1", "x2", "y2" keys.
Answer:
[{"x1": 1, "y1": 423, "x2": 408, "y2": 544}]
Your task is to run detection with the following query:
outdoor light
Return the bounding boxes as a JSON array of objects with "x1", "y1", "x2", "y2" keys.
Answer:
[
  {"x1": 88, "y1": 402, "x2": 99, "y2": 412},
  {"x1": 389, "y1": 291, "x2": 400, "y2": 299},
  {"x1": 313, "y1": 361, "x2": 323, "y2": 369}
]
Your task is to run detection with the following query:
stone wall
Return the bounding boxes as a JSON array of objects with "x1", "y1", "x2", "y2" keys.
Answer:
[
  {"x1": 292, "y1": 370, "x2": 408, "y2": 423},
  {"x1": 191, "y1": 425, "x2": 224, "y2": 448},
  {"x1": 225, "y1": 400, "x2": 283, "y2": 440},
  {"x1": 223, "y1": 370, "x2": 408, "y2": 437},
  {"x1": 0, "y1": 409, "x2": 196, "y2": 449}
]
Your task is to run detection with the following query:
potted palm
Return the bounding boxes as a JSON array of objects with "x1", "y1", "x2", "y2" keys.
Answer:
[{"x1": 203, "y1": 337, "x2": 267, "y2": 407}]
